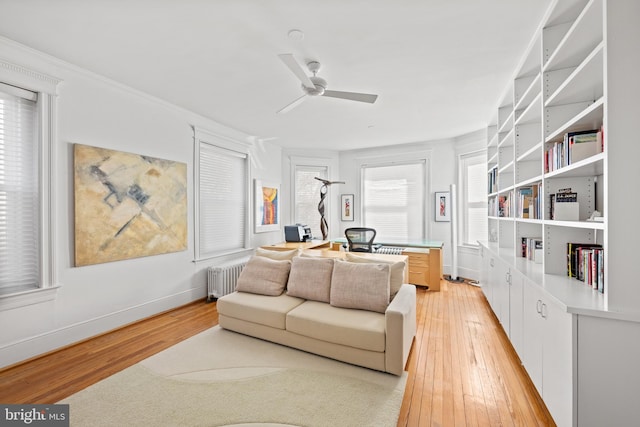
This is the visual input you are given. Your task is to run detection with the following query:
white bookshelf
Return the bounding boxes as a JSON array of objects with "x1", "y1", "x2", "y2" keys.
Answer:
[{"x1": 480, "y1": 1, "x2": 640, "y2": 425}]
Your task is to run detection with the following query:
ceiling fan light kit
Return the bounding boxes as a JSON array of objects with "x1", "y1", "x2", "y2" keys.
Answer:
[{"x1": 277, "y1": 53, "x2": 378, "y2": 114}]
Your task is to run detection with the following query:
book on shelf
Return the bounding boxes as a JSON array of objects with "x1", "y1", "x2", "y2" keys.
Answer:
[
  {"x1": 566, "y1": 243, "x2": 604, "y2": 293},
  {"x1": 552, "y1": 188, "x2": 579, "y2": 220},
  {"x1": 522, "y1": 237, "x2": 543, "y2": 262},
  {"x1": 498, "y1": 193, "x2": 511, "y2": 218},
  {"x1": 487, "y1": 168, "x2": 498, "y2": 194},
  {"x1": 544, "y1": 128, "x2": 603, "y2": 172},
  {"x1": 517, "y1": 183, "x2": 541, "y2": 219}
]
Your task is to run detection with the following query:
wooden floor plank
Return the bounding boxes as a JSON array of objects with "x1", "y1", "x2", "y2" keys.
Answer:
[{"x1": 0, "y1": 282, "x2": 555, "y2": 426}]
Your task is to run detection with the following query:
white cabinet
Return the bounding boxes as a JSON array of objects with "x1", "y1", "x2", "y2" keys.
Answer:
[{"x1": 522, "y1": 283, "x2": 574, "y2": 427}]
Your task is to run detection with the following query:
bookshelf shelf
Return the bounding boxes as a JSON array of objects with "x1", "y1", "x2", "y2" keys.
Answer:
[
  {"x1": 545, "y1": 43, "x2": 604, "y2": 107},
  {"x1": 545, "y1": 97, "x2": 603, "y2": 141},
  {"x1": 543, "y1": 0, "x2": 603, "y2": 72}
]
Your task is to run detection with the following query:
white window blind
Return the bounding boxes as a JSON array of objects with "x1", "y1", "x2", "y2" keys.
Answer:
[
  {"x1": 362, "y1": 161, "x2": 425, "y2": 241},
  {"x1": 293, "y1": 166, "x2": 327, "y2": 239},
  {"x1": 0, "y1": 86, "x2": 40, "y2": 290},
  {"x1": 198, "y1": 142, "x2": 247, "y2": 257},
  {"x1": 460, "y1": 151, "x2": 488, "y2": 246}
]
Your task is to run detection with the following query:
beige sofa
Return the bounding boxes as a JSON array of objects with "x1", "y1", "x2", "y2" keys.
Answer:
[{"x1": 217, "y1": 250, "x2": 417, "y2": 376}]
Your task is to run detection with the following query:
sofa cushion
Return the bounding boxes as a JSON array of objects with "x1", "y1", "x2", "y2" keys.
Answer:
[
  {"x1": 330, "y1": 261, "x2": 390, "y2": 313},
  {"x1": 217, "y1": 291, "x2": 305, "y2": 330},
  {"x1": 286, "y1": 301, "x2": 386, "y2": 352},
  {"x1": 236, "y1": 255, "x2": 291, "y2": 296},
  {"x1": 286, "y1": 256, "x2": 334, "y2": 303},
  {"x1": 345, "y1": 252, "x2": 405, "y2": 301},
  {"x1": 255, "y1": 247, "x2": 299, "y2": 260}
]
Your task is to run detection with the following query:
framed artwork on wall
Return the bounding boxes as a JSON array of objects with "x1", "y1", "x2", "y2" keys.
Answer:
[
  {"x1": 435, "y1": 191, "x2": 451, "y2": 222},
  {"x1": 73, "y1": 143, "x2": 187, "y2": 266},
  {"x1": 341, "y1": 194, "x2": 354, "y2": 221},
  {"x1": 255, "y1": 180, "x2": 280, "y2": 233}
]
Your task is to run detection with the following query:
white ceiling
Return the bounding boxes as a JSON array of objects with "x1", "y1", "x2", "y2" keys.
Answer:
[{"x1": 0, "y1": 0, "x2": 552, "y2": 151}]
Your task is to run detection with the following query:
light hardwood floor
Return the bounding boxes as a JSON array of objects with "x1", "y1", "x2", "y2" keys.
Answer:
[{"x1": 0, "y1": 280, "x2": 555, "y2": 426}]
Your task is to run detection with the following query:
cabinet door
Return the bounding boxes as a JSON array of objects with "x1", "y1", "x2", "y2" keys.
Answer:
[
  {"x1": 480, "y1": 249, "x2": 493, "y2": 305},
  {"x1": 493, "y1": 259, "x2": 511, "y2": 335},
  {"x1": 508, "y1": 271, "x2": 525, "y2": 360},
  {"x1": 522, "y1": 283, "x2": 543, "y2": 395},
  {"x1": 541, "y1": 299, "x2": 574, "y2": 427}
]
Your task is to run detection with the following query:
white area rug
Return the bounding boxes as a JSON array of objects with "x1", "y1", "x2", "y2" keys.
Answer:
[{"x1": 61, "y1": 326, "x2": 407, "y2": 426}]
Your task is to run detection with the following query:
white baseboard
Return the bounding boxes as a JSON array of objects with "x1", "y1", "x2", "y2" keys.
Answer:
[{"x1": 0, "y1": 287, "x2": 206, "y2": 369}]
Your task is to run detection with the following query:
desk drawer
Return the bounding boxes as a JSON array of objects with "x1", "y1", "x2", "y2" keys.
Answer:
[
  {"x1": 408, "y1": 266, "x2": 429, "y2": 286},
  {"x1": 405, "y1": 253, "x2": 429, "y2": 267}
]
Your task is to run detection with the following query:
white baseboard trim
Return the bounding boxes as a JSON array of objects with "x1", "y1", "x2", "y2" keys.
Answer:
[{"x1": 0, "y1": 287, "x2": 206, "y2": 369}]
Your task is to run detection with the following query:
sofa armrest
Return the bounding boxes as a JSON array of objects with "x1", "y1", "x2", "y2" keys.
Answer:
[{"x1": 384, "y1": 284, "x2": 417, "y2": 375}]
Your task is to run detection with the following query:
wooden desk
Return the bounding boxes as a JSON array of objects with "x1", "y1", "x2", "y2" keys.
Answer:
[
  {"x1": 262, "y1": 240, "x2": 330, "y2": 251},
  {"x1": 330, "y1": 238, "x2": 443, "y2": 291},
  {"x1": 402, "y1": 247, "x2": 441, "y2": 291}
]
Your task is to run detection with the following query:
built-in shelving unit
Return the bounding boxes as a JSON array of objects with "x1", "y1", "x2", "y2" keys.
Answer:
[{"x1": 480, "y1": 1, "x2": 640, "y2": 426}]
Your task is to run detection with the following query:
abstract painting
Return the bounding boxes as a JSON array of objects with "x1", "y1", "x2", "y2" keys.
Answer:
[
  {"x1": 435, "y1": 191, "x2": 451, "y2": 222},
  {"x1": 255, "y1": 180, "x2": 280, "y2": 233},
  {"x1": 74, "y1": 144, "x2": 187, "y2": 266}
]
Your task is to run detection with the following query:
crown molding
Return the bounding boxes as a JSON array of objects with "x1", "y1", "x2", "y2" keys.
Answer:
[{"x1": 0, "y1": 58, "x2": 61, "y2": 94}]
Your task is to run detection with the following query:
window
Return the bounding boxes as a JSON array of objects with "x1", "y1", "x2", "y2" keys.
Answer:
[
  {"x1": 293, "y1": 165, "x2": 327, "y2": 239},
  {"x1": 0, "y1": 70, "x2": 58, "y2": 309},
  {"x1": 362, "y1": 161, "x2": 426, "y2": 241},
  {"x1": 0, "y1": 85, "x2": 39, "y2": 292},
  {"x1": 195, "y1": 129, "x2": 249, "y2": 259},
  {"x1": 459, "y1": 151, "x2": 488, "y2": 246}
]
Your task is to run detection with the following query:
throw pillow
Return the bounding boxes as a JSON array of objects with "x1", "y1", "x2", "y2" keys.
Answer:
[
  {"x1": 330, "y1": 260, "x2": 390, "y2": 313},
  {"x1": 287, "y1": 256, "x2": 335, "y2": 303},
  {"x1": 236, "y1": 255, "x2": 291, "y2": 296},
  {"x1": 345, "y1": 253, "x2": 405, "y2": 301},
  {"x1": 255, "y1": 247, "x2": 299, "y2": 260}
]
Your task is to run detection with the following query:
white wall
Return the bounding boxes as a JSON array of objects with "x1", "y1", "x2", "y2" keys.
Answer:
[{"x1": 0, "y1": 38, "x2": 284, "y2": 368}]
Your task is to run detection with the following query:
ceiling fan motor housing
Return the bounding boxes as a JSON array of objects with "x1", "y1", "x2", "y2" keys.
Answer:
[{"x1": 303, "y1": 76, "x2": 327, "y2": 96}]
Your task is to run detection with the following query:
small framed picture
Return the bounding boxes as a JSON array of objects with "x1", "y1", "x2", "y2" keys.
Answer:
[
  {"x1": 255, "y1": 180, "x2": 280, "y2": 233},
  {"x1": 435, "y1": 191, "x2": 451, "y2": 222},
  {"x1": 341, "y1": 194, "x2": 354, "y2": 221}
]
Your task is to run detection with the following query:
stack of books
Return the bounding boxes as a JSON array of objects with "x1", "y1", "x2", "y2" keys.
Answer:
[
  {"x1": 545, "y1": 127, "x2": 603, "y2": 173},
  {"x1": 516, "y1": 183, "x2": 541, "y2": 219},
  {"x1": 567, "y1": 242, "x2": 604, "y2": 293}
]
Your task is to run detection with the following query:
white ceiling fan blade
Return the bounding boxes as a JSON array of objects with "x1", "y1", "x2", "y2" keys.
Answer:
[
  {"x1": 276, "y1": 94, "x2": 307, "y2": 114},
  {"x1": 322, "y1": 90, "x2": 378, "y2": 104},
  {"x1": 278, "y1": 54, "x2": 315, "y2": 90}
]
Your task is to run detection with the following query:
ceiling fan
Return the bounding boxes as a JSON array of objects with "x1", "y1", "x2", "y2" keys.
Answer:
[{"x1": 277, "y1": 53, "x2": 378, "y2": 114}]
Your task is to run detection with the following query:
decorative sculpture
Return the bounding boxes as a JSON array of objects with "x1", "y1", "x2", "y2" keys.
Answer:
[{"x1": 314, "y1": 177, "x2": 345, "y2": 240}]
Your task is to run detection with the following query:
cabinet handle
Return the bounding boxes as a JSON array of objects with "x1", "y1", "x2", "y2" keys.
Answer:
[
  {"x1": 490, "y1": 258, "x2": 494, "y2": 267},
  {"x1": 536, "y1": 299, "x2": 542, "y2": 314},
  {"x1": 541, "y1": 303, "x2": 547, "y2": 319}
]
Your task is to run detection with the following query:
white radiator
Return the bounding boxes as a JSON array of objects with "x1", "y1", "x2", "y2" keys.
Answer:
[
  {"x1": 207, "y1": 260, "x2": 247, "y2": 302},
  {"x1": 376, "y1": 246, "x2": 405, "y2": 255}
]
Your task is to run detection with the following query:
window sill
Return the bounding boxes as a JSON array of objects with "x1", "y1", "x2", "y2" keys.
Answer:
[{"x1": 0, "y1": 286, "x2": 60, "y2": 311}]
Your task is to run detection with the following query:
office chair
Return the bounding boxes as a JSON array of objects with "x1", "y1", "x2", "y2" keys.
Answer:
[{"x1": 345, "y1": 227, "x2": 380, "y2": 253}]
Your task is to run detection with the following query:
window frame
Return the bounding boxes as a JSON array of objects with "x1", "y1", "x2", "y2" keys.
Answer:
[
  {"x1": 290, "y1": 160, "x2": 329, "y2": 240},
  {"x1": 0, "y1": 60, "x2": 60, "y2": 310},
  {"x1": 457, "y1": 149, "x2": 488, "y2": 248},
  {"x1": 193, "y1": 126, "x2": 252, "y2": 261},
  {"x1": 359, "y1": 155, "x2": 430, "y2": 242}
]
